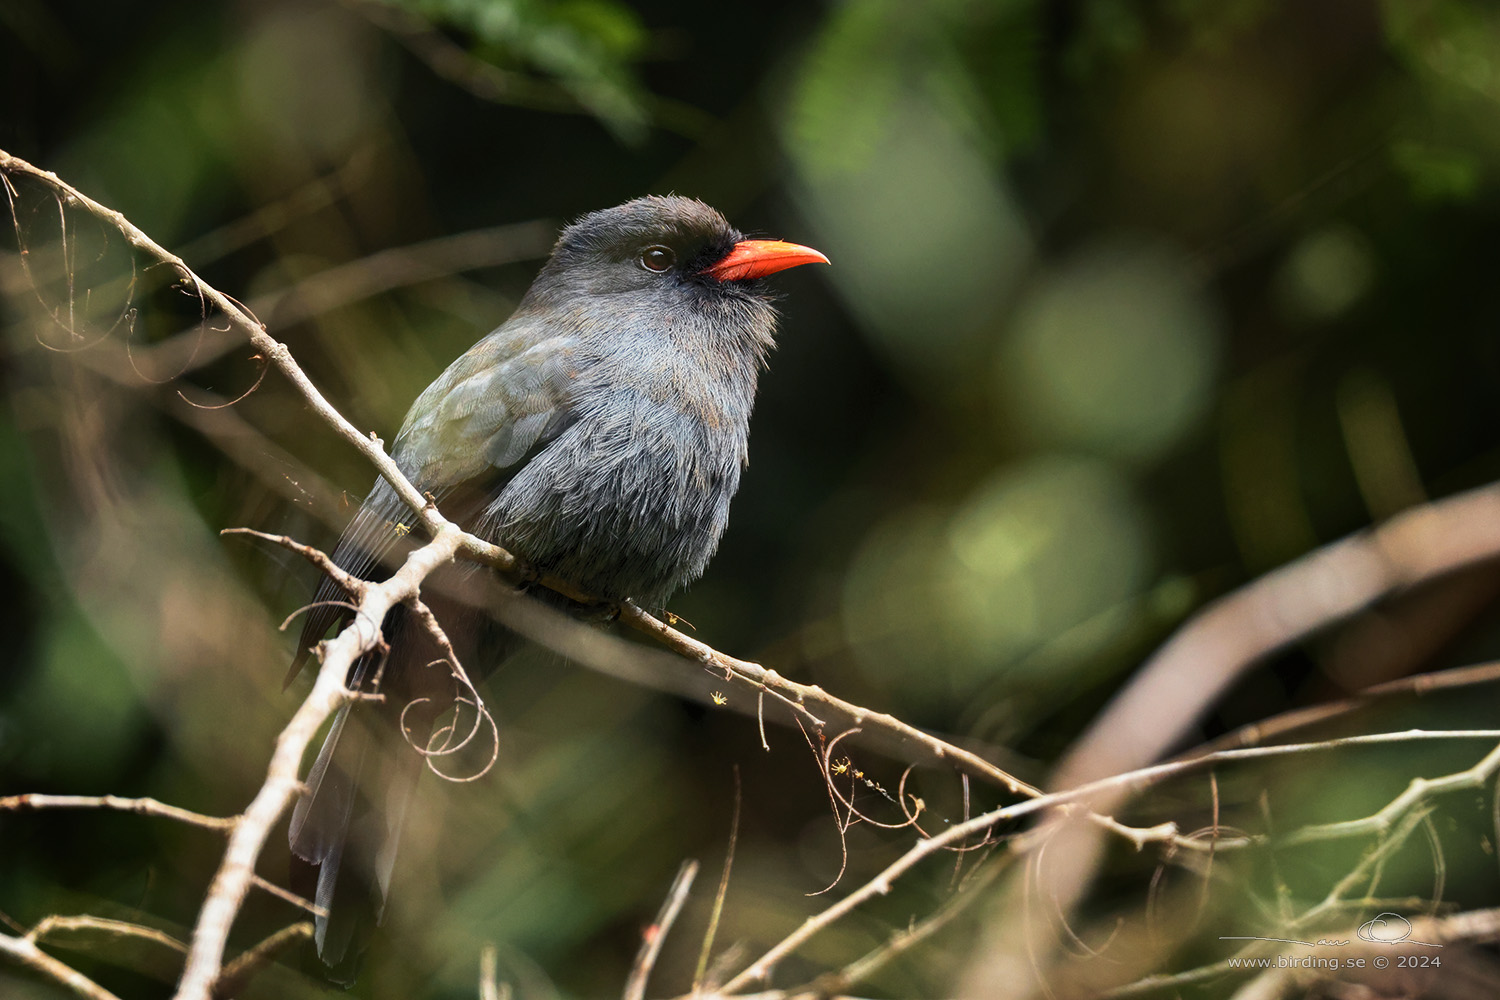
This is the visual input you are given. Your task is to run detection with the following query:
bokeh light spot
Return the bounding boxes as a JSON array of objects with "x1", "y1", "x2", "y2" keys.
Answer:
[
  {"x1": 784, "y1": 90, "x2": 1032, "y2": 384},
  {"x1": 843, "y1": 456, "x2": 1150, "y2": 705},
  {"x1": 998, "y1": 239, "x2": 1222, "y2": 461},
  {"x1": 1274, "y1": 224, "x2": 1376, "y2": 323}
]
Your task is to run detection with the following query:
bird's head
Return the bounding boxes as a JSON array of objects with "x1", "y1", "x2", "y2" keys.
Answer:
[{"x1": 528, "y1": 195, "x2": 828, "y2": 306}]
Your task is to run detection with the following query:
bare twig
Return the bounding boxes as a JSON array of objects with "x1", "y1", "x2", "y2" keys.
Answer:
[
  {"x1": 28, "y1": 914, "x2": 189, "y2": 959},
  {"x1": 1280, "y1": 738, "x2": 1500, "y2": 846},
  {"x1": 1201, "y1": 658, "x2": 1500, "y2": 754},
  {"x1": 811, "y1": 852, "x2": 1012, "y2": 994},
  {"x1": 0, "y1": 794, "x2": 235, "y2": 831},
  {"x1": 616, "y1": 603, "x2": 1040, "y2": 799},
  {"x1": 1058, "y1": 480, "x2": 1500, "y2": 790},
  {"x1": 1288, "y1": 807, "x2": 1433, "y2": 933},
  {"x1": 247, "y1": 875, "x2": 322, "y2": 916},
  {"x1": 0, "y1": 931, "x2": 125, "y2": 1000},
  {"x1": 724, "y1": 731, "x2": 1500, "y2": 992},
  {"x1": 624, "y1": 861, "x2": 699, "y2": 1000},
  {"x1": 212, "y1": 922, "x2": 314, "y2": 999},
  {"x1": 221, "y1": 527, "x2": 360, "y2": 591},
  {"x1": 694, "y1": 769, "x2": 742, "y2": 993}
]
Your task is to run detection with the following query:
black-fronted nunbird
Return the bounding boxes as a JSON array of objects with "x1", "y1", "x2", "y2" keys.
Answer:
[{"x1": 285, "y1": 195, "x2": 827, "y2": 980}]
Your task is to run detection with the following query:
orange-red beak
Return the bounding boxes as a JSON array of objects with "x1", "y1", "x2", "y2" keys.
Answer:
[{"x1": 703, "y1": 239, "x2": 830, "y2": 282}]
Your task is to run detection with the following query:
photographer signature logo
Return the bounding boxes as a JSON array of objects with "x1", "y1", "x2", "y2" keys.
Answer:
[{"x1": 1220, "y1": 912, "x2": 1442, "y2": 949}]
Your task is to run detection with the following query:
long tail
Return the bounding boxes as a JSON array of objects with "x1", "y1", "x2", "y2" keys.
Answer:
[
  {"x1": 286, "y1": 474, "x2": 517, "y2": 979},
  {"x1": 288, "y1": 599, "x2": 469, "y2": 982}
]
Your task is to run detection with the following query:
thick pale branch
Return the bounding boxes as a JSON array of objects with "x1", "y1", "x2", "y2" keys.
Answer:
[{"x1": 175, "y1": 524, "x2": 468, "y2": 1000}]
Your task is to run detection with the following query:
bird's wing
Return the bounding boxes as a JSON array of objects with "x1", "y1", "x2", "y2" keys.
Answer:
[
  {"x1": 288, "y1": 319, "x2": 580, "y2": 679},
  {"x1": 285, "y1": 316, "x2": 582, "y2": 975}
]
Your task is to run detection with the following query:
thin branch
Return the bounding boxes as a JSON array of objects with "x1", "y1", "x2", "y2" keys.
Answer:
[
  {"x1": 624, "y1": 861, "x2": 699, "y2": 1000},
  {"x1": 0, "y1": 931, "x2": 125, "y2": 1000},
  {"x1": 1287, "y1": 807, "x2": 1433, "y2": 934},
  {"x1": 719, "y1": 731, "x2": 1500, "y2": 992},
  {"x1": 211, "y1": 922, "x2": 313, "y2": 999},
  {"x1": 1057, "y1": 481, "x2": 1500, "y2": 791},
  {"x1": 813, "y1": 852, "x2": 1012, "y2": 994},
  {"x1": 28, "y1": 915, "x2": 188, "y2": 957},
  {"x1": 1280, "y1": 738, "x2": 1500, "y2": 846},
  {"x1": 615, "y1": 601, "x2": 1040, "y2": 798},
  {"x1": 1200, "y1": 658, "x2": 1500, "y2": 754},
  {"x1": 694, "y1": 769, "x2": 741, "y2": 993},
  {"x1": 0, "y1": 794, "x2": 235, "y2": 831},
  {"x1": 248, "y1": 875, "x2": 322, "y2": 917},
  {"x1": 221, "y1": 527, "x2": 361, "y2": 591}
]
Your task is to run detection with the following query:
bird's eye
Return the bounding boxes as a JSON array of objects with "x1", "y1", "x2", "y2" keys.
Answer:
[{"x1": 640, "y1": 245, "x2": 676, "y2": 272}]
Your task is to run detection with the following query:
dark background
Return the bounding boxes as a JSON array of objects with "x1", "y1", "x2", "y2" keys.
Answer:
[{"x1": 4, "y1": 1, "x2": 1500, "y2": 996}]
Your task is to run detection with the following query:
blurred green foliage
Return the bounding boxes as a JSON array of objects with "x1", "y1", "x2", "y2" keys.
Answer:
[
  {"x1": 397, "y1": 0, "x2": 654, "y2": 135},
  {"x1": 5, "y1": 0, "x2": 1500, "y2": 997}
]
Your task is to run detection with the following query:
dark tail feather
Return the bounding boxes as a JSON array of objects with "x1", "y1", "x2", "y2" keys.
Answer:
[
  {"x1": 289, "y1": 697, "x2": 427, "y2": 983},
  {"x1": 288, "y1": 592, "x2": 488, "y2": 981}
]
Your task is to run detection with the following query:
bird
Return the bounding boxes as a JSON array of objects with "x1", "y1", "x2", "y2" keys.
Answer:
[{"x1": 284, "y1": 195, "x2": 828, "y2": 980}]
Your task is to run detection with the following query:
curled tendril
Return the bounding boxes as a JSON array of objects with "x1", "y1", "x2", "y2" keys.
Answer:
[
  {"x1": 2, "y1": 172, "x2": 138, "y2": 354},
  {"x1": 175, "y1": 352, "x2": 269, "y2": 410},
  {"x1": 821, "y1": 729, "x2": 919, "y2": 832},
  {"x1": 2, "y1": 171, "x2": 270, "y2": 405},
  {"x1": 1035, "y1": 835, "x2": 1123, "y2": 960},
  {"x1": 798, "y1": 717, "x2": 851, "y2": 897},
  {"x1": 278, "y1": 598, "x2": 364, "y2": 636},
  {"x1": 124, "y1": 261, "x2": 204, "y2": 383},
  {"x1": 419, "y1": 657, "x2": 486, "y2": 757},
  {"x1": 394, "y1": 651, "x2": 499, "y2": 783},
  {"x1": 398, "y1": 694, "x2": 500, "y2": 783}
]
